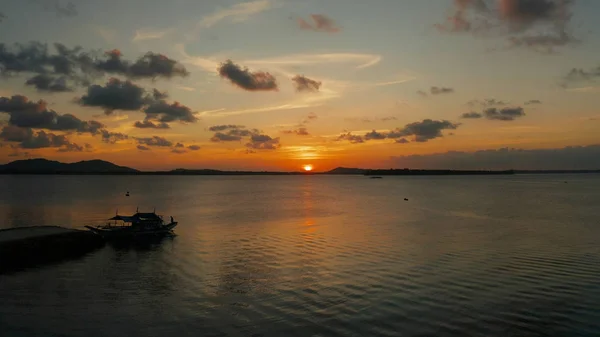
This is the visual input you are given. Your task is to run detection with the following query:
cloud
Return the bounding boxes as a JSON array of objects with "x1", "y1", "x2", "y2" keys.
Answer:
[
  {"x1": 436, "y1": 0, "x2": 577, "y2": 53},
  {"x1": 389, "y1": 145, "x2": 600, "y2": 170},
  {"x1": 171, "y1": 148, "x2": 187, "y2": 154},
  {"x1": 387, "y1": 119, "x2": 459, "y2": 142},
  {"x1": 336, "y1": 132, "x2": 365, "y2": 144},
  {"x1": 564, "y1": 66, "x2": 600, "y2": 83},
  {"x1": 133, "y1": 120, "x2": 170, "y2": 129},
  {"x1": 211, "y1": 132, "x2": 243, "y2": 142},
  {"x1": 0, "y1": 125, "x2": 82, "y2": 151},
  {"x1": 133, "y1": 28, "x2": 172, "y2": 42},
  {"x1": 32, "y1": 0, "x2": 78, "y2": 17},
  {"x1": 144, "y1": 100, "x2": 198, "y2": 123},
  {"x1": 417, "y1": 90, "x2": 428, "y2": 97},
  {"x1": 246, "y1": 133, "x2": 280, "y2": 150},
  {"x1": 484, "y1": 106, "x2": 526, "y2": 121},
  {"x1": 364, "y1": 129, "x2": 387, "y2": 140},
  {"x1": 217, "y1": 60, "x2": 278, "y2": 92},
  {"x1": 565, "y1": 86, "x2": 600, "y2": 93},
  {"x1": 0, "y1": 42, "x2": 189, "y2": 90},
  {"x1": 137, "y1": 145, "x2": 151, "y2": 151},
  {"x1": 430, "y1": 86, "x2": 455, "y2": 95},
  {"x1": 461, "y1": 112, "x2": 483, "y2": 119},
  {"x1": 25, "y1": 74, "x2": 73, "y2": 92},
  {"x1": 96, "y1": 49, "x2": 190, "y2": 79},
  {"x1": 0, "y1": 94, "x2": 104, "y2": 134},
  {"x1": 292, "y1": 75, "x2": 322, "y2": 93},
  {"x1": 396, "y1": 138, "x2": 410, "y2": 144},
  {"x1": 524, "y1": 99, "x2": 542, "y2": 105},
  {"x1": 468, "y1": 98, "x2": 508, "y2": 107},
  {"x1": 136, "y1": 136, "x2": 173, "y2": 147},
  {"x1": 187, "y1": 145, "x2": 201, "y2": 151},
  {"x1": 282, "y1": 127, "x2": 309, "y2": 136},
  {"x1": 297, "y1": 14, "x2": 340, "y2": 33},
  {"x1": 209, "y1": 124, "x2": 244, "y2": 132},
  {"x1": 303, "y1": 112, "x2": 318, "y2": 123},
  {"x1": 100, "y1": 130, "x2": 128, "y2": 143},
  {"x1": 78, "y1": 78, "x2": 149, "y2": 113},
  {"x1": 242, "y1": 53, "x2": 382, "y2": 70},
  {"x1": 199, "y1": 0, "x2": 272, "y2": 28}
]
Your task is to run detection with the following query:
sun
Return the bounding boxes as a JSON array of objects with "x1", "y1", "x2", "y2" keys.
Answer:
[{"x1": 303, "y1": 164, "x2": 313, "y2": 172}]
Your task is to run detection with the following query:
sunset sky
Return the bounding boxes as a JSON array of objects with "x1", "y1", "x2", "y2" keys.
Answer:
[{"x1": 1, "y1": 0, "x2": 599, "y2": 171}]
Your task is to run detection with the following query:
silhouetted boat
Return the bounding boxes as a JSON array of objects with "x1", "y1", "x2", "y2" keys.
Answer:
[
  {"x1": 85, "y1": 210, "x2": 177, "y2": 240},
  {"x1": 370, "y1": 176, "x2": 383, "y2": 179}
]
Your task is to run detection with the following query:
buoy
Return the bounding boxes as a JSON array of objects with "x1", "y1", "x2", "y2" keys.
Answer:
[
  {"x1": 404, "y1": 198, "x2": 408, "y2": 201},
  {"x1": 126, "y1": 191, "x2": 130, "y2": 196}
]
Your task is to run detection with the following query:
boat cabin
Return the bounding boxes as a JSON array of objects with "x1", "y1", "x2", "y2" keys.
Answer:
[{"x1": 107, "y1": 212, "x2": 165, "y2": 230}]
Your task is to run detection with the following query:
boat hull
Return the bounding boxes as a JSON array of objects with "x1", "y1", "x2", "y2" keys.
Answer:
[{"x1": 85, "y1": 222, "x2": 177, "y2": 240}]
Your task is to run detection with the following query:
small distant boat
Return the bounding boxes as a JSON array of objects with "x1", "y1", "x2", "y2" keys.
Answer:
[
  {"x1": 126, "y1": 191, "x2": 130, "y2": 196},
  {"x1": 85, "y1": 210, "x2": 177, "y2": 240},
  {"x1": 370, "y1": 176, "x2": 383, "y2": 179}
]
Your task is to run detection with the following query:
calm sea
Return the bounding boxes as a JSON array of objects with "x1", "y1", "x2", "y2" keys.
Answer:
[{"x1": 1, "y1": 174, "x2": 599, "y2": 336}]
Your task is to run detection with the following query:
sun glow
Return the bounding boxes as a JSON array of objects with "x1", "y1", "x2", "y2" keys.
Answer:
[{"x1": 303, "y1": 164, "x2": 313, "y2": 172}]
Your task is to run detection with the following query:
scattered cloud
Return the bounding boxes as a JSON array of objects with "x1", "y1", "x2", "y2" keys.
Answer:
[
  {"x1": 144, "y1": 100, "x2": 198, "y2": 123},
  {"x1": 32, "y1": 0, "x2": 78, "y2": 17},
  {"x1": 524, "y1": 99, "x2": 542, "y2": 105},
  {"x1": 462, "y1": 106, "x2": 526, "y2": 121},
  {"x1": 0, "y1": 42, "x2": 189, "y2": 90},
  {"x1": 246, "y1": 133, "x2": 280, "y2": 150},
  {"x1": 389, "y1": 145, "x2": 600, "y2": 170},
  {"x1": 336, "y1": 132, "x2": 365, "y2": 144},
  {"x1": 199, "y1": 0, "x2": 272, "y2": 28},
  {"x1": 467, "y1": 98, "x2": 508, "y2": 107},
  {"x1": 0, "y1": 125, "x2": 83, "y2": 151},
  {"x1": 292, "y1": 75, "x2": 322, "y2": 93},
  {"x1": 78, "y1": 78, "x2": 198, "y2": 125},
  {"x1": 208, "y1": 124, "x2": 280, "y2": 151},
  {"x1": 564, "y1": 66, "x2": 600, "y2": 84},
  {"x1": 297, "y1": 14, "x2": 340, "y2": 33},
  {"x1": 100, "y1": 130, "x2": 128, "y2": 144},
  {"x1": 78, "y1": 78, "x2": 149, "y2": 113},
  {"x1": 387, "y1": 119, "x2": 459, "y2": 142},
  {"x1": 133, "y1": 120, "x2": 170, "y2": 129},
  {"x1": 136, "y1": 136, "x2": 173, "y2": 147},
  {"x1": 364, "y1": 130, "x2": 387, "y2": 140},
  {"x1": 483, "y1": 107, "x2": 526, "y2": 121},
  {"x1": 461, "y1": 112, "x2": 483, "y2": 119},
  {"x1": 217, "y1": 60, "x2": 278, "y2": 92},
  {"x1": 282, "y1": 127, "x2": 309, "y2": 136},
  {"x1": 137, "y1": 145, "x2": 151, "y2": 151},
  {"x1": 0, "y1": 94, "x2": 104, "y2": 134},
  {"x1": 417, "y1": 86, "x2": 455, "y2": 97},
  {"x1": 435, "y1": 0, "x2": 578, "y2": 53},
  {"x1": 431, "y1": 86, "x2": 455, "y2": 95},
  {"x1": 25, "y1": 74, "x2": 73, "y2": 93},
  {"x1": 187, "y1": 145, "x2": 201, "y2": 151}
]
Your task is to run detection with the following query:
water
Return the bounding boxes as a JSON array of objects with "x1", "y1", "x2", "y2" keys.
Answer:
[{"x1": 1, "y1": 174, "x2": 599, "y2": 336}]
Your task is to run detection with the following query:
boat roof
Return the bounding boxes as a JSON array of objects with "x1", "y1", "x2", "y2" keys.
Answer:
[{"x1": 108, "y1": 212, "x2": 162, "y2": 222}]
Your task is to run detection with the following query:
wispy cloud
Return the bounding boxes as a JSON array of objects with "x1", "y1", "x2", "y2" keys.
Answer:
[
  {"x1": 242, "y1": 53, "x2": 382, "y2": 70},
  {"x1": 133, "y1": 28, "x2": 173, "y2": 42},
  {"x1": 566, "y1": 86, "x2": 600, "y2": 93},
  {"x1": 177, "y1": 86, "x2": 196, "y2": 92},
  {"x1": 199, "y1": 0, "x2": 273, "y2": 28}
]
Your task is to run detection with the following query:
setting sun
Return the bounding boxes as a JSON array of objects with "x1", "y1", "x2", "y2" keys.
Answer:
[{"x1": 303, "y1": 164, "x2": 313, "y2": 172}]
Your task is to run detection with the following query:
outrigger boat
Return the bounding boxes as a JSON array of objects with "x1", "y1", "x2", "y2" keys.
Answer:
[{"x1": 85, "y1": 209, "x2": 178, "y2": 240}]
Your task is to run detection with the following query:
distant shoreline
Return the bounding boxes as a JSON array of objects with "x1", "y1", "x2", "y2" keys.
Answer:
[
  {"x1": 1, "y1": 170, "x2": 599, "y2": 176},
  {"x1": 1, "y1": 159, "x2": 599, "y2": 176}
]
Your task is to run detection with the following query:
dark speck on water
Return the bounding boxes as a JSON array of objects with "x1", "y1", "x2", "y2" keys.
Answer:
[{"x1": 1, "y1": 174, "x2": 600, "y2": 336}]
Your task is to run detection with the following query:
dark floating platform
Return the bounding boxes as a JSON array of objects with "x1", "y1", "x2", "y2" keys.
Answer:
[{"x1": 0, "y1": 226, "x2": 104, "y2": 274}]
